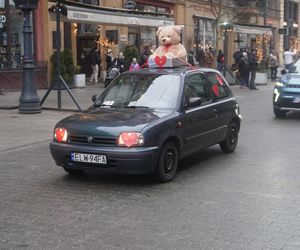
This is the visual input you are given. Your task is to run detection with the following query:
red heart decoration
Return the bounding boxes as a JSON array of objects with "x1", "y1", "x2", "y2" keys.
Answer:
[
  {"x1": 212, "y1": 84, "x2": 219, "y2": 97},
  {"x1": 155, "y1": 56, "x2": 167, "y2": 68}
]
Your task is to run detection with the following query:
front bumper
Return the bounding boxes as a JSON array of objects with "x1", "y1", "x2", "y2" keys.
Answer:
[
  {"x1": 273, "y1": 87, "x2": 300, "y2": 111},
  {"x1": 50, "y1": 142, "x2": 160, "y2": 175}
]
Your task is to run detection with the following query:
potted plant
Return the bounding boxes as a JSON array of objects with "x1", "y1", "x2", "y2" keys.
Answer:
[
  {"x1": 74, "y1": 65, "x2": 86, "y2": 88},
  {"x1": 50, "y1": 49, "x2": 75, "y2": 89}
]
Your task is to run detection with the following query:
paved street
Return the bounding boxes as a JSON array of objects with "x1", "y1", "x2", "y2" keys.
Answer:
[{"x1": 1, "y1": 83, "x2": 300, "y2": 250}]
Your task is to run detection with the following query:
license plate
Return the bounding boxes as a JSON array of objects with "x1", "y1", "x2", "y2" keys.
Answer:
[
  {"x1": 293, "y1": 97, "x2": 300, "y2": 103},
  {"x1": 71, "y1": 153, "x2": 107, "y2": 164}
]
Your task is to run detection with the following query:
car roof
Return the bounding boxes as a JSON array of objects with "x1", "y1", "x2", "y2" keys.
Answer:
[{"x1": 122, "y1": 66, "x2": 222, "y2": 76}]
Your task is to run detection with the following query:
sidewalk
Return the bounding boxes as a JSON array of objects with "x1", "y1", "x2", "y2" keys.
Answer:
[{"x1": 0, "y1": 82, "x2": 105, "y2": 111}]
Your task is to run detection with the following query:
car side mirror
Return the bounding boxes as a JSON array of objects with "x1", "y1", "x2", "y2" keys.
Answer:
[
  {"x1": 281, "y1": 69, "x2": 287, "y2": 75},
  {"x1": 92, "y1": 95, "x2": 97, "y2": 103},
  {"x1": 187, "y1": 97, "x2": 202, "y2": 108}
]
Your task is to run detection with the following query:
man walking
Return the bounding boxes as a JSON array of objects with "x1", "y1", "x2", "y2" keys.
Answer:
[{"x1": 89, "y1": 43, "x2": 100, "y2": 84}]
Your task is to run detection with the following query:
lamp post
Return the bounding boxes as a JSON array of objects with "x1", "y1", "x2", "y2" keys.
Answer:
[{"x1": 13, "y1": 0, "x2": 41, "y2": 114}]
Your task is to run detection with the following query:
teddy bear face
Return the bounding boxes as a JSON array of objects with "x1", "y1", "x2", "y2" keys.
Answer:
[{"x1": 157, "y1": 27, "x2": 181, "y2": 46}]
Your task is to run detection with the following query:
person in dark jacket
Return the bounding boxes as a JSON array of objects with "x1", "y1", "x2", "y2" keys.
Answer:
[
  {"x1": 111, "y1": 52, "x2": 125, "y2": 73},
  {"x1": 105, "y1": 49, "x2": 113, "y2": 71},
  {"x1": 139, "y1": 45, "x2": 151, "y2": 67},
  {"x1": 187, "y1": 50, "x2": 196, "y2": 66},
  {"x1": 217, "y1": 49, "x2": 225, "y2": 71},
  {"x1": 238, "y1": 52, "x2": 249, "y2": 89},
  {"x1": 248, "y1": 50, "x2": 258, "y2": 90},
  {"x1": 89, "y1": 43, "x2": 100, "y2": 84}
]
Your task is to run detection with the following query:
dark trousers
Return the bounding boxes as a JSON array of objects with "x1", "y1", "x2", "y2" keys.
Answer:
[
  {"x1": 270, "y1": 67, "x2": 277, "y2": 80},
  {"x1": 249, "y1": 70, "x2": 256, "y2": 87}
]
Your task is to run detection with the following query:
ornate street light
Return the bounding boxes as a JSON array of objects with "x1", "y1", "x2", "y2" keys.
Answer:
[{"x1": 13, "y1": 0, "x2": 41, "y2": 113}]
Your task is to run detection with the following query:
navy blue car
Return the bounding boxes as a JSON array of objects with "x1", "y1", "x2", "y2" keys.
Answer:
[
  {"x1": 273, "y1": 59, "x2": 300, "y2": 118},
  {"x1": 50, "y1": 64, "x2": 242, "y2": 182}
]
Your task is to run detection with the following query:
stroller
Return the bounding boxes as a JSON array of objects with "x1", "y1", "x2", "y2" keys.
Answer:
[{"x1": 104, "y1": 66, "x2": 120, "y2": 87}]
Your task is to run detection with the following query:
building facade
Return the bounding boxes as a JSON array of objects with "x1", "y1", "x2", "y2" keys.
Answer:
[{"x1": 0, "y1": 0, "x2": 297, "y2": 91}]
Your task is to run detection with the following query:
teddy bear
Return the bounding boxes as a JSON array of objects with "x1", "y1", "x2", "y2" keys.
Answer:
[{"x1": 150, "y1": 25, "x2": 187, "y2": 61}]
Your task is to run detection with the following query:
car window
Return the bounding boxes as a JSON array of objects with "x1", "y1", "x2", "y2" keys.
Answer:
[
  {"x1": 184, "y1": 73, "x2": 211, "y2": 105},
  {"x1": 206, "y1": 72, "x2": 231, "y2": 100},
  {"x1": 97, "y1": 74, "x2": 181, "y2": 110}
]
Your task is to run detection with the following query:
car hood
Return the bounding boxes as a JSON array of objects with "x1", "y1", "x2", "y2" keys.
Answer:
[
  {"x1": 56, "y1": 108, "x2": 171, "y2": 137},
  {"x1": 282, "y1": 74, "x2": 300, "y2": 85}
]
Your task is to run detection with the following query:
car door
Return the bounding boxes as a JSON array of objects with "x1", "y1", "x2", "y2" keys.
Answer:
[
  {"x1": 180, "y1": 72, "x2": 219, "y2": 157},
  {"x1": 205, "y1": 71, "x2": 236, "y2": 142}
]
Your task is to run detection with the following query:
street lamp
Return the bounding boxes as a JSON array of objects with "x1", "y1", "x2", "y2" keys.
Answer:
[{"x1": 13, "y1": 0, "x2": 41, "y2": 114}]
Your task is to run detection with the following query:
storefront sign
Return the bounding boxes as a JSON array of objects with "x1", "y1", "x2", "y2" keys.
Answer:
[
  {"x1": 0, "y1": 15, "x2": 6, "y2": 29},
  {"x1": 278, "y1": 28, "x2": 288, "y2": 35},
  {"x1": 120, "y1": 34, "x2": 128, "y2": 42}
]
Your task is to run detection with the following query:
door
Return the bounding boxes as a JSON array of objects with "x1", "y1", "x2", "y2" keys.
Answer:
[{"x1": 181, "y1": 72, "x2": 219, "y2": 156}]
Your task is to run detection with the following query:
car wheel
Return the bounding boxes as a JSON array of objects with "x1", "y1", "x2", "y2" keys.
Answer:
[
  {"x1": 220, "y1": 121, "x2": 239, "y2": 153},
  {"x1": 273, "y1": 107, "x2": 287, "y2": 118},
  {"x1": 154, "y1": 141, "x2": 179, "y2": 183},
  {"x1": 63, "y1": 167, "x2": 84, "y2": 175}
]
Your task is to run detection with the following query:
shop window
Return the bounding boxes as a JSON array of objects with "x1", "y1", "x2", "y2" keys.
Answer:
[{"x1": 193, "y1": 17, "x2": 216, "y2": 51}]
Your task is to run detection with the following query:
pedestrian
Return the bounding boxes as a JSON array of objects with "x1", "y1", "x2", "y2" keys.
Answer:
[
  {"x1": 129, "y1": 58, "x2": 140, "y2": 71},
  {"x1": 233, "y1": 48, "x2": 243, "y2": 65},
  {"x1": 89, "y1": 43, "x2": 100, "y2": 84},
  {"x1": 112, "y1": 51, "x2": 125, "y2": 73},
  {"x1": 238, "y1": 52, "x2": 250, "y2": 89},
  {"x1": 217, "y1": 49, "x2": 225, "y2": 71},
  {"x1": 283, "y1": 48, "x2": 296, "y2": 70},
  {"x1": 269, "y1": 50, "x2": 278, "y2": 81},
  {"x1": 106, "y1": 49, "x2": 113, "y2": 71},
  {"x1": 187, "y1": 50, "x2": 196, "y2": 66},
  {"x1": 196, "y1": 47, "x2": 205, "y2": 66},
  {"x1": 139, "y1": 45, "x2": 151, "y2": 67},
  {"x1": 248, "y1": 50, "x2": 258, "y2": 90}
]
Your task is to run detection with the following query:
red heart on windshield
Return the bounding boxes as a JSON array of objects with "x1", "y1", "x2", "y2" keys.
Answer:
[{"x1": 155, "y1": 56, "x2": 167, "y2": 68}]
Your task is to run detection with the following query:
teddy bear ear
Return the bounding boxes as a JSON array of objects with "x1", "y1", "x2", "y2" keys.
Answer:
[
  {"x1": 157, "y1": 26, "x2": 164, "y2": 36},
  {"x1": 173, "y1": 25, "x2": 184, "y2": 34}
]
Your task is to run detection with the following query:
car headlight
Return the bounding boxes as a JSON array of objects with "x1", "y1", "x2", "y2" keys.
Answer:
[
  {"x1": 118, "y1": 132, "x2": 144, "y2": 147},
  {"x1": 54, "y1": 127, "x2": 68, "y2": 143},
  {"x1": 273, "y1": 88, "x2": 280, "y2": 102},
  {"x1": 274, "y1": 81, "x2": 284, "y2": 87}
]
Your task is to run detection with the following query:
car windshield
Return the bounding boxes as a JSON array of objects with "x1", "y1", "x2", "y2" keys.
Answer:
[
  {"x1": 95, "y1": 74, "x2": 181, "y2": 110},
  {"x1": 289, "y1": 59, "x2": 300, "y2": 73}
]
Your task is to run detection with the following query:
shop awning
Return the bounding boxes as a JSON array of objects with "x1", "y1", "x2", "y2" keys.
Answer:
[
  {"x1": 64, "y1": 5, "x2": 174, "y2": 27},
  {"x1": 232, "y1": 24, "x2": 273, "y2": 36}
]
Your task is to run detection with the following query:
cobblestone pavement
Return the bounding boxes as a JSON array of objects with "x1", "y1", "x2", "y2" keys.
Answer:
[{"x1": 1, "y1": 83, "x2": 300, "y2": 249}]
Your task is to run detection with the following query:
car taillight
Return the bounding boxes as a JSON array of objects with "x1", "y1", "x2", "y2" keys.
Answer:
[
  {"x1": 118, "y1": 132, "x2": 144, "y2": 147},
  {"x1": 54, "y1": 128, "x2": 68, "y2": 143}
]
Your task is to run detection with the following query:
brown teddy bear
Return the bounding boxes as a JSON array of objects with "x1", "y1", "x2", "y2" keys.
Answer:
[{"x1": 150, "y1": 25, "x2": 187, "y2": 61}]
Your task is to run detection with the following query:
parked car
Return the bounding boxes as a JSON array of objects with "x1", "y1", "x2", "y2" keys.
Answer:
[
  {"x1": 273, "y1": 59, "x2": 300, "y2": 118},
  {"x1": 50, "y1": 62, "x2": 242, "y2": 182}
]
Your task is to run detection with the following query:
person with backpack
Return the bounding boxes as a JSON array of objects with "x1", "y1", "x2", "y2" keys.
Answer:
[{"x1": 89, "y1": 43, "x2": 100, "y2": 84}]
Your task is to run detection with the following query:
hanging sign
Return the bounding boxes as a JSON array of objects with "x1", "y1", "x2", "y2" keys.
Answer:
[
  {"x1": 124, "y1": 0, "x2": 136, "y2": 10},
  {"x1": 0, "y1": 15, "x2": 6, "y2": 29}
]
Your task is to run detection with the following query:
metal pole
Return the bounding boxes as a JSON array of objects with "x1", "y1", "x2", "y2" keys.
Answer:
[
  {"x1": 285, "y1": 0, "x2": 290, "y2": 50},
  {"x1": 18, "y1": 6, "x2": 41, "y2": 113},
  {"x1": 56, "y1": 2, "x2": 62, "y2": 110}
]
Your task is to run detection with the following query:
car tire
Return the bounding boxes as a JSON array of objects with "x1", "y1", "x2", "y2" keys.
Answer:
[
  {"x1": 273, "y1": 107, "x2": 287, "y2": 118},
  {"x1": 154, "y1": 141, "x2": 179, "y2": 183},
  {"x1": 63, "y1": 167, "x2": 84, "y2": 175},
  {"x1": 220, "y1": 121, "x2": 239, "y2": 153}
]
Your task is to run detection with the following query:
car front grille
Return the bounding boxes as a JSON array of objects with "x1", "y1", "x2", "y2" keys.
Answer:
[
  {"x1": 68, "y1": 135, "x2": 116, "y2": 145},
  {"x1": 287, "y1": 84, "x2": 300, "y2": 88}
]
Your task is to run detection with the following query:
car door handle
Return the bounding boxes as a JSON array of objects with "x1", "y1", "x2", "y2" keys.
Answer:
[{"x1": 211, "y1": 109, "x2": 218, "y2": 116}]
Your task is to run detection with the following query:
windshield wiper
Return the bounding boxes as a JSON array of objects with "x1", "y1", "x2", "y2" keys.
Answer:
[{"x1": 125, "y1": 106, "x2": 149, "y2": 109}]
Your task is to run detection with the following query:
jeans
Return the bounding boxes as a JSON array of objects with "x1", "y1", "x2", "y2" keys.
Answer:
[
  {"x1": 90, "y1": 64, "x2": 99, "y2": 83},
  {"x1": 270, "y1": 67, "x2": 277, "y2": 80}
]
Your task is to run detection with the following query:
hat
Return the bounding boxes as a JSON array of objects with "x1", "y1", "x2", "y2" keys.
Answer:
[
  {"x1": 242, "y1": 52, "x2": 247, "y2": 57},
  {"x1": 108, "y1": 49, "x2": 112, "y2": 53}
]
